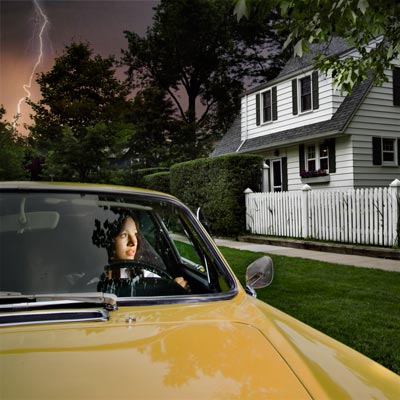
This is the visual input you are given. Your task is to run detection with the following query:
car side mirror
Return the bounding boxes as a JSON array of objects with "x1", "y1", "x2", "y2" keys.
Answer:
[{"x1": 245, "y1": 256, "x2": 274, "y2": 297}]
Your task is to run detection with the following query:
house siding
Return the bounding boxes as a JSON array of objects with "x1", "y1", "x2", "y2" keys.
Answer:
[
  {"x1": 348, "y1": 69, "x2": 400, "y2": 187},
  {"x1": 241, "y1": 73, "x2": 343, "y2": 142}
]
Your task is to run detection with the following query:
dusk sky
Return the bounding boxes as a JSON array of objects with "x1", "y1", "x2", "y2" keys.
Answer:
[{"x1": 1, "y1": 0, "x2": 158, "y2": 129}]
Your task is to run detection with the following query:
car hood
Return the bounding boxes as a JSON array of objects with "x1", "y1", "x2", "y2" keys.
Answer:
[{"x1": 1, "y1": 295, "x2": 399, "y2": 399}]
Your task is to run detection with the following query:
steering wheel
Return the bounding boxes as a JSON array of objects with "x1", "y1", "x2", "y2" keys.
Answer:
[
  {"x1": 98, "y1": 259, "x2": 187, "y2": 296},
  {"x1": 106, "y1": 259, "x2": 174, "y2": 280}
]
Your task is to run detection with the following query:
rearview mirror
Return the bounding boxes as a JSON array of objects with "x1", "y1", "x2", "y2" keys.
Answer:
[
  {"x1": 0, "y1": 212, "x2": 60, "y2": 233},
  {"x1": 245, "y1": 256, "x2": 274, "y2": 297}
]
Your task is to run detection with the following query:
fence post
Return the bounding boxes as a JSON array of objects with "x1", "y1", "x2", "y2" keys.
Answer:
[
  {"x1": 302, "y1": 184, "x2": 311, "y2": 238},
  {"x1": 244, "y1": 188, "x2": 254, "y2": 233},
  {"x1": 389, "y1": 179, "x2": 400, "y2": 247}
]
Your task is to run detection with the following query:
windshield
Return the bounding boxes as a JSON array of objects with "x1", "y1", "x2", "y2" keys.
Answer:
[{"x1": 0, "y1": 188, "x2": 234, "y2": 302}]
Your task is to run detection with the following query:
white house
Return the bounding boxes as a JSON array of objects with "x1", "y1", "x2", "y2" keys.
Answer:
[{"x1": 211, "y1": 38, "x2": 400, "y2": 192}]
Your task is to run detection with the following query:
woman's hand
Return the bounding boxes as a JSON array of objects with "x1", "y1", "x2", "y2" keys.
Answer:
[{"x1": 174, "y1": 276, "x2": 190, "y2": 291}]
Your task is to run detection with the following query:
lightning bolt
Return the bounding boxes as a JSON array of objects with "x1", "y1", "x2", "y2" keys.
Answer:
[{"x1": 13, "y1": 0, "x2": 49, "y2": 127}]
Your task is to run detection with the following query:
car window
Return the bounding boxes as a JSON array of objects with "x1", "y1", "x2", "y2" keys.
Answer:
[{"x1": 0, "y1": 190, "x2": 234, "y2": 301}]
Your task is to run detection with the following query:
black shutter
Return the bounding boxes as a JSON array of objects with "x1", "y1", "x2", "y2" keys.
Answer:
[
  {"x1": 393, "y1": 67, "x2": 400, "y2": 106},
  {"x1": 256, "y1": 94, "x2": 260, "y2": 126},
  {"x1": 272, "y1": 86, "x2": 278, "y2": 121},
  {"x1": 299, "y1": 144, "x2": 305, "y2": 174},
  {"x1": 281, "y1": 157, "x2": 288, "y2": 191},
  {"x1": 292, "y1": 79, "x2": 298, "y2": 115},
  {"x1": 328, "y1": 138, "x2": 336, "y2": 173},
  {"x1": 398, "y1": 139, "x2": 400, "y2": 166},
  {"x1": 372, "y1": 137, "x2": 382, "y2": 165},
  {"x1": 312, "y1": 71, "x2": 319, "y2": 110}
]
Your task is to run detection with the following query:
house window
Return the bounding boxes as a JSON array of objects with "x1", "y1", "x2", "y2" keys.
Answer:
[
  {"x1": 300, "y1": 76, "x2": 312, "y2": 112},
  {"x1": 292, "y1": 71, "x2": 319, "y2": 115},
  {"x1": 262, "y1": 90, "x2": 272, "y2": 122},
  {"x1": 300, "y1": 139, "x2": 336, "y2": 177},
  {"x1": 305, "y1": 143, "x2": 329, "y2": 172},
  {"x1": 382, "y1": 139, "x2": 395, "y2": 163},
  {"x1": 319, "y1": 142, "x2": 329, "y2": 170},
  {"x1": 255, "y1": 87, "x2": 278, "y2": 125},
  {"x1": 372, "y1": 137, "x2": 399, "y2": 166},
  {"x1": 306, "y1": 145, "x2": 317, "y2": 171}
]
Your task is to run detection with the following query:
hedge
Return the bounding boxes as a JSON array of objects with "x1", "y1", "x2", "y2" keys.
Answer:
[
  {"x1": 170, "y1": 154, "x2": 263, "y2": 237},
  {"x1": 142, "y1": 171, "x2": 171, "y2": 193},
  {"x1": 126, "y1": 167, "x2": 169, "y2": 188}
]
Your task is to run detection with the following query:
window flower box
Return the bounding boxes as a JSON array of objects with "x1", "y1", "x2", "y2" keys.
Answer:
[{"x1": 300, "y1": 169, "x2": 330, "y2": 184}]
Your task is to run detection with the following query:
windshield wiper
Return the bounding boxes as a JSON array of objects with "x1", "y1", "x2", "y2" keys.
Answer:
[{"x1": 0, "y1": 292, "x2": 118, "y2": 312}]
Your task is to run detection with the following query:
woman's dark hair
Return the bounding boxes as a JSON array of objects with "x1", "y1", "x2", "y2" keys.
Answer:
[
  {"x1": 92, "y1": 212, "x2": 142, "y2": 260},
  {"x1": 92, "y1": 210, "x2": 166, "y2": 270}
]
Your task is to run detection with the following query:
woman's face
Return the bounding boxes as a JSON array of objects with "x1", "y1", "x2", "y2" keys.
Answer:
[{"x1": 114, "y1": 217, "x2": 138, "y2": 260}]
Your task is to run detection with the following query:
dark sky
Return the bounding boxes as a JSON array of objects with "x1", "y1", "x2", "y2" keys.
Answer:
[{"x1": 0, "y1": 0, "x2": 158, "y2": 128}]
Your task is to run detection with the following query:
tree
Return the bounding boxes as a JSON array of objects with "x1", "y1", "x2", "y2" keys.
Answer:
[
  {"x1": 234, "y1": 0, "x2": 400, "y2": 92},
  {"x1": 0, "y1": 106, "x2": 27, "y2": 181},
  {"x1": 121, "y1": 0, "x2": 287, "y2": 159},
  {"x1": 126, "y1": 87, "x2": 179, "y2": 168},
  {"x1": 28, "y1": 42, "x2": 134, "y2": 182},
  {"x1": 42, "y1": 122, "x2": 132, "y2": 183}
]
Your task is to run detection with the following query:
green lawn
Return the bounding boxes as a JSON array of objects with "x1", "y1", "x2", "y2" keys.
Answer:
[{"x1": 218, "y1": 246, "x2": 400, "y2": 375}]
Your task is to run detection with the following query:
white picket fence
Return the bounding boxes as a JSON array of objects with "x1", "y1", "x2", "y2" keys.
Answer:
[{"x1": 245, "y1": 179, "x2": 400, "y2": 247}]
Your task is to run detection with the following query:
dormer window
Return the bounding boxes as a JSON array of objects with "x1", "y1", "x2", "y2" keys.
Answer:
[
  {"x1": 262, "y1": 90, "x2": 272, "y2": 122},
  {"x1": 300, "y1": 76, "x2": 312, "y2": 112},
  {"x1": 292, "y1": 71, "x2": 319, "y2": 115},
  {"x1": 256, "y1": 87, "x2": 278, "y2": 125}
]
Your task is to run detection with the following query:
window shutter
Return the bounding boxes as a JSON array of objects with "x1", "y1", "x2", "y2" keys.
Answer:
[
  {"x1": 393, "y1": 67, "x2": 400, "y2": 106},
  {"x1": 272, "y1": 86, "x2": 278, "y2": 121},
  {"x1": 372, "y1": 137, "x2": 382, "y2": 165},
  {"x1": 292, "y1": 79, "x2": 298, "y2": 115},
  {"x1": 398, "y1": 139, "x2": 400, "y2": 166},
  {"x1": 299, "y1": 144, "x2": 305, "y2": 174},
  {"x1": 328, "y1": 138, "x2": 336, "y2": 173},
  {"x1": 281, "y1": 157, "x2": 288, "y2": 191},
  {"x1": 312, "y1": 71, "x2": 319, "y2": 110},
  {"x1": 256, "y1": 94, "x2": 260, "y2": 126}
]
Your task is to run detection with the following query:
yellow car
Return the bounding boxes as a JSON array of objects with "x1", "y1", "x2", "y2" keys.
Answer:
[{"x1": 0, "y1": 182, "x2": 399, "y2": 399}]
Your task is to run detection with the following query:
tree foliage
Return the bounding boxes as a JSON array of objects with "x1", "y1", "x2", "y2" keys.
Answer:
[
  {"x1": 0, "y1": 106, "x2": 27, "y2": 181},
  {"x1": 127, "y1": 87, "x2": 182, "y2": 168},
  {"x1": 121, "y1": 0, "x2": 287, "y2": 159},
  {"x1": 42, "y1": 122, "x2": 132, "y2": 183},
  {"x1": 234, "y1": 0, "x2": 400, "y2": 92},
  {"x1": 28, "y1": 42, "x2": 134, "y2": 182}
]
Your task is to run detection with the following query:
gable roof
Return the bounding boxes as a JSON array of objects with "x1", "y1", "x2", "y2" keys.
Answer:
[
  {"x1": 211, "y1": 77, "x2": 373, "y2": 157},
  {"x1": 277, "y1": 37, "x2": 352, "y2": 78},
  {"x1": 245, "y1": 37, "x2": 352, "y2": 96}
]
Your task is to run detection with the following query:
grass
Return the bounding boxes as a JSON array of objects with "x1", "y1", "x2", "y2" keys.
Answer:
[{"x1": 218, "y1": 246, "x2": 400, "y2": 375}]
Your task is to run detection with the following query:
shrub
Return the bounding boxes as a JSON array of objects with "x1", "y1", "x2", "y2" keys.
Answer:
[
  {"x1": 142, "y1": 171, "x2": 171, "y2": 193},
  {"x1": 170, "y1": 154, "x2": 262, "y2": 236},
  {"x1": 126, "y1": 167, "x2": 169, "y2": 188}
]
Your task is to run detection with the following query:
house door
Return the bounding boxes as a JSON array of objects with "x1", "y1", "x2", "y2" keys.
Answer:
[{"x1": 271, "y1": 159, "x2": 282, "y2": 192}]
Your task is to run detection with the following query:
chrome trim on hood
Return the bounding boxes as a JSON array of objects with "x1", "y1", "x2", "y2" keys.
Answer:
[{"x1": 0, "y1": 309, "x2": 110, "y2": 327}]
